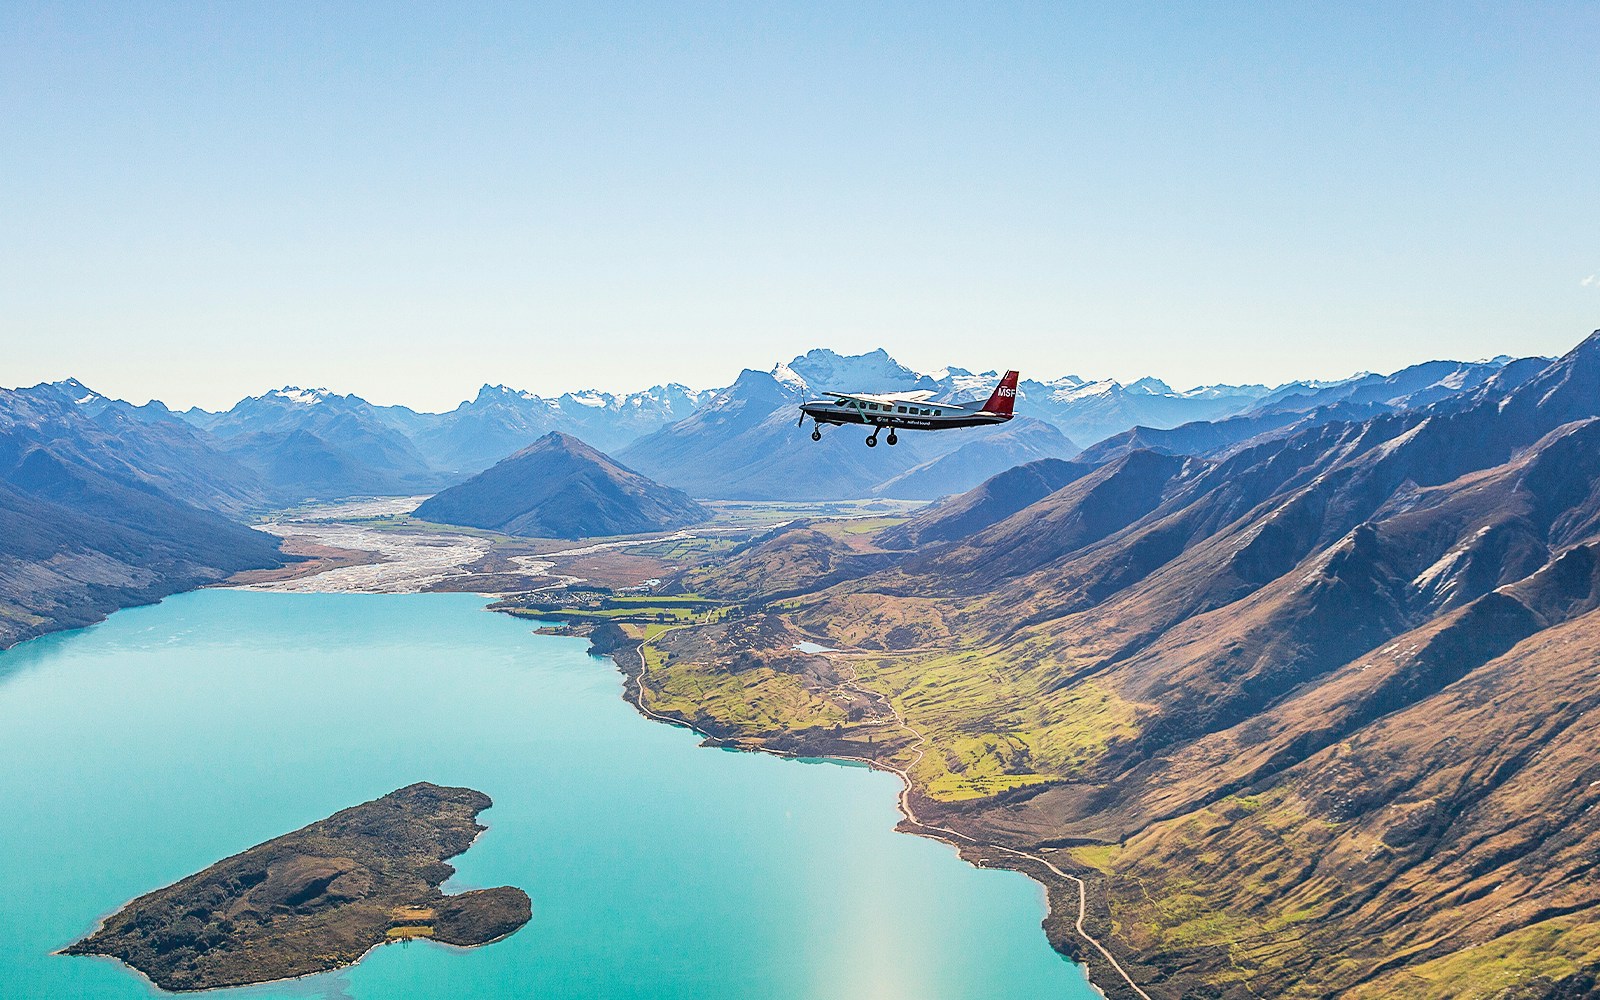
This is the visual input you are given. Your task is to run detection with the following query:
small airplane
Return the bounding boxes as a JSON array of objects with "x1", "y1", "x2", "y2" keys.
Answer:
[{"x1": 798, "y1": 370, "x2": 1019, "y2": 447}]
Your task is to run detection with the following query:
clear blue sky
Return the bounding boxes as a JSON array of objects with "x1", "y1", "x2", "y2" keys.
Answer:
[{"x1": 3, "y1": 2, "x2": 1596, "y2": 410}]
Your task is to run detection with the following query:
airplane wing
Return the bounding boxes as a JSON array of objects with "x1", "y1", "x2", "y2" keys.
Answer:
[{"x1": 827, "y1": 390, "x2": 938, "y2": 404}]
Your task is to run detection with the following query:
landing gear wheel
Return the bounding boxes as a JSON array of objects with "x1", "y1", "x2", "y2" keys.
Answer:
[
  {"x1": 886, "y1": 431, "x2": 898, "y2": 446},
  {"x1": 865, "y1": 433, "x2": 879, "y2": 447},
  {"x1": 811, "y1": 428, "x2": 822, "y2": 442}
]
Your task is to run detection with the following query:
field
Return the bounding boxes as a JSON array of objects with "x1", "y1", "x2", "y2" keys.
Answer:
[{"x1": 699, "y1": 498, "x2": 927, "y2": 527}]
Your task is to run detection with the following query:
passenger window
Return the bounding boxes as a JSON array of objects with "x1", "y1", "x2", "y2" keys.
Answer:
[{"x1": 896, "y1": 406, "x2": 906, "y2": 413}]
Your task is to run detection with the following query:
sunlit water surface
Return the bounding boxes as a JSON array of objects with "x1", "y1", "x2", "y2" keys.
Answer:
[{"x1": 0, "y1": 590, "x2": 1096, "y2": 999}]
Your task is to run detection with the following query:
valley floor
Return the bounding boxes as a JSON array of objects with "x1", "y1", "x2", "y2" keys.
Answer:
[
  {"x1": 230, "y1": 496, "x2": 922, "y2": 596},
  {"x1": 237, "y1": 497, "x2": 508, "y2": 593}
]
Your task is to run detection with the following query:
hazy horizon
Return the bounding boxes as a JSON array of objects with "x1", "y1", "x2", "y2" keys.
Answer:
[
  {"x1": 5, "y1": 4, "x2": 1596, "y2": 411},
  {"x1": 7, "y1": 335, "x2": 1575, "y2": 415}
]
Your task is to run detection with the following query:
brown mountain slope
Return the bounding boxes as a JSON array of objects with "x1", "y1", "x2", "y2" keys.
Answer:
[
  {"x1": 1081, "y1": 604, "x2": 1600, "y2": 998},
  {"x1": 648, "y1": 331, "x2": 1600, "y2": 997},
  {"x1": 878, "y1": 457, "x2": 1096, "y2": 549}
]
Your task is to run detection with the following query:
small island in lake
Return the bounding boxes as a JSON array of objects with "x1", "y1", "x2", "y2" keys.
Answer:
[{"x1": 65, "y1": 782, "x2": 530, "y2": 992}]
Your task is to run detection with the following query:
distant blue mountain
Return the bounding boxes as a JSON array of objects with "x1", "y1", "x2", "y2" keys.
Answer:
[
  {"x1": 0, "y1": 380, "x2": 286, "y2": 647},
  {"x1": 617, "y1": 348, "x2": 1513, "y2": 501},
  {"x1": 415, "y1": 432, "x2": 709, "y2": 539},
  {"x1": 1076, "y1": 356, "x2": 1537, "y2": 464}
]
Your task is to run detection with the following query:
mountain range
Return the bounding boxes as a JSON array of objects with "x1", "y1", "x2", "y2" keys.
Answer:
[
  {"x1": 642, "y1": 330, "x2": 1600, "y2": 998},
  {"x1": 615, "y1": 354, "x2": 1080, "y2": 500},
  {"x1": 619, "y1": 349, "x2": 1527, "y2": 501},
  {"x1": 176, "y1": 382, "x2": 712, "y2": 502},
  {"x1": 7, "y1": 348, "x2": 1527, "y2": 507},
  {"x1": 1077, "y1": 355, "x2": 1537, "y2": 464},
  {"x1": 0, "y1": 343, "x2": 1547, "y2": 649},
  {"x1": 0, "y1": 380, "x2": 286, "y2": 648}
]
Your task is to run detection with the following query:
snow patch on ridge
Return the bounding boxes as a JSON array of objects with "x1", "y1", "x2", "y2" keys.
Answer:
[
  {"x1": 770, "y1": 362, "x2": 808, "y2": 392},
  {"x1": 272, "y1": 387, "x2": 329, "y2": 406}
]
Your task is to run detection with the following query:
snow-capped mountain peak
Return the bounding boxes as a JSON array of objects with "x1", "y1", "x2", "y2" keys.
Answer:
[
  {"x1": 781, "y1": 348, "x2": 931, "y2": 394},
  {"x1": 1035, "y1": 374, "x2": 1088, "y2": 389},
  {"x1": 475, "y1": 383, "x2": 539, "y2": 401},
  {"x1": 49, "y1": 378, "x2": 103, "y2": 405},
  {"x1": 770, "y1": 361, "x2": 808, "y2": 393},
  {"x1": 269, "y1": 386, "x2": 330, "y2": 406},
  {"x1": 1124, "y1": 376, "x2": 1174, "y2": 395},
  {"x1": 1180, "y1": 383, "x2": 1271, "y2": 400},
  {"x1": 1050, "y1": 378, "x2": 1121, "y2": 402}
]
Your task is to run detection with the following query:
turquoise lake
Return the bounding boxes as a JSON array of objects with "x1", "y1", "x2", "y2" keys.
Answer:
[{"x1": 0, "y1": 590, "x2": 1098, "y2": 999}]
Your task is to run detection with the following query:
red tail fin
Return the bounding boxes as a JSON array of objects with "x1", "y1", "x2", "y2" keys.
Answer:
[{"x1": 980, "y1": 370, "x2": 1020, "y2": 416}]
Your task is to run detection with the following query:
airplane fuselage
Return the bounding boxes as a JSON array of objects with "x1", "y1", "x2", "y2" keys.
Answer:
[
  {"x1": 799, "y1": 398, "x2": 1010, "y2": 431},
  {"x1": 797, "y1": 370, "x2": 1019, "y2": 447}
]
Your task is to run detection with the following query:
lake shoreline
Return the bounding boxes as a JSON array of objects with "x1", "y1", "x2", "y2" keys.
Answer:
[
  {"x1": 594, "y1": 627, "x2": 1143, "y2": 1000},
  {"x1": 178, "y1": 496, "x2": 1134, "y2": 995},
  {"x1": 2, "y1": 588, "x2": 1098, "y2": 999}
]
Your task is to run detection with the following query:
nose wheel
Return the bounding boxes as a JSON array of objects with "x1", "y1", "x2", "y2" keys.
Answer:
[{"x1": 811, "y1": 427, "x2": 822, "y2": 441}]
